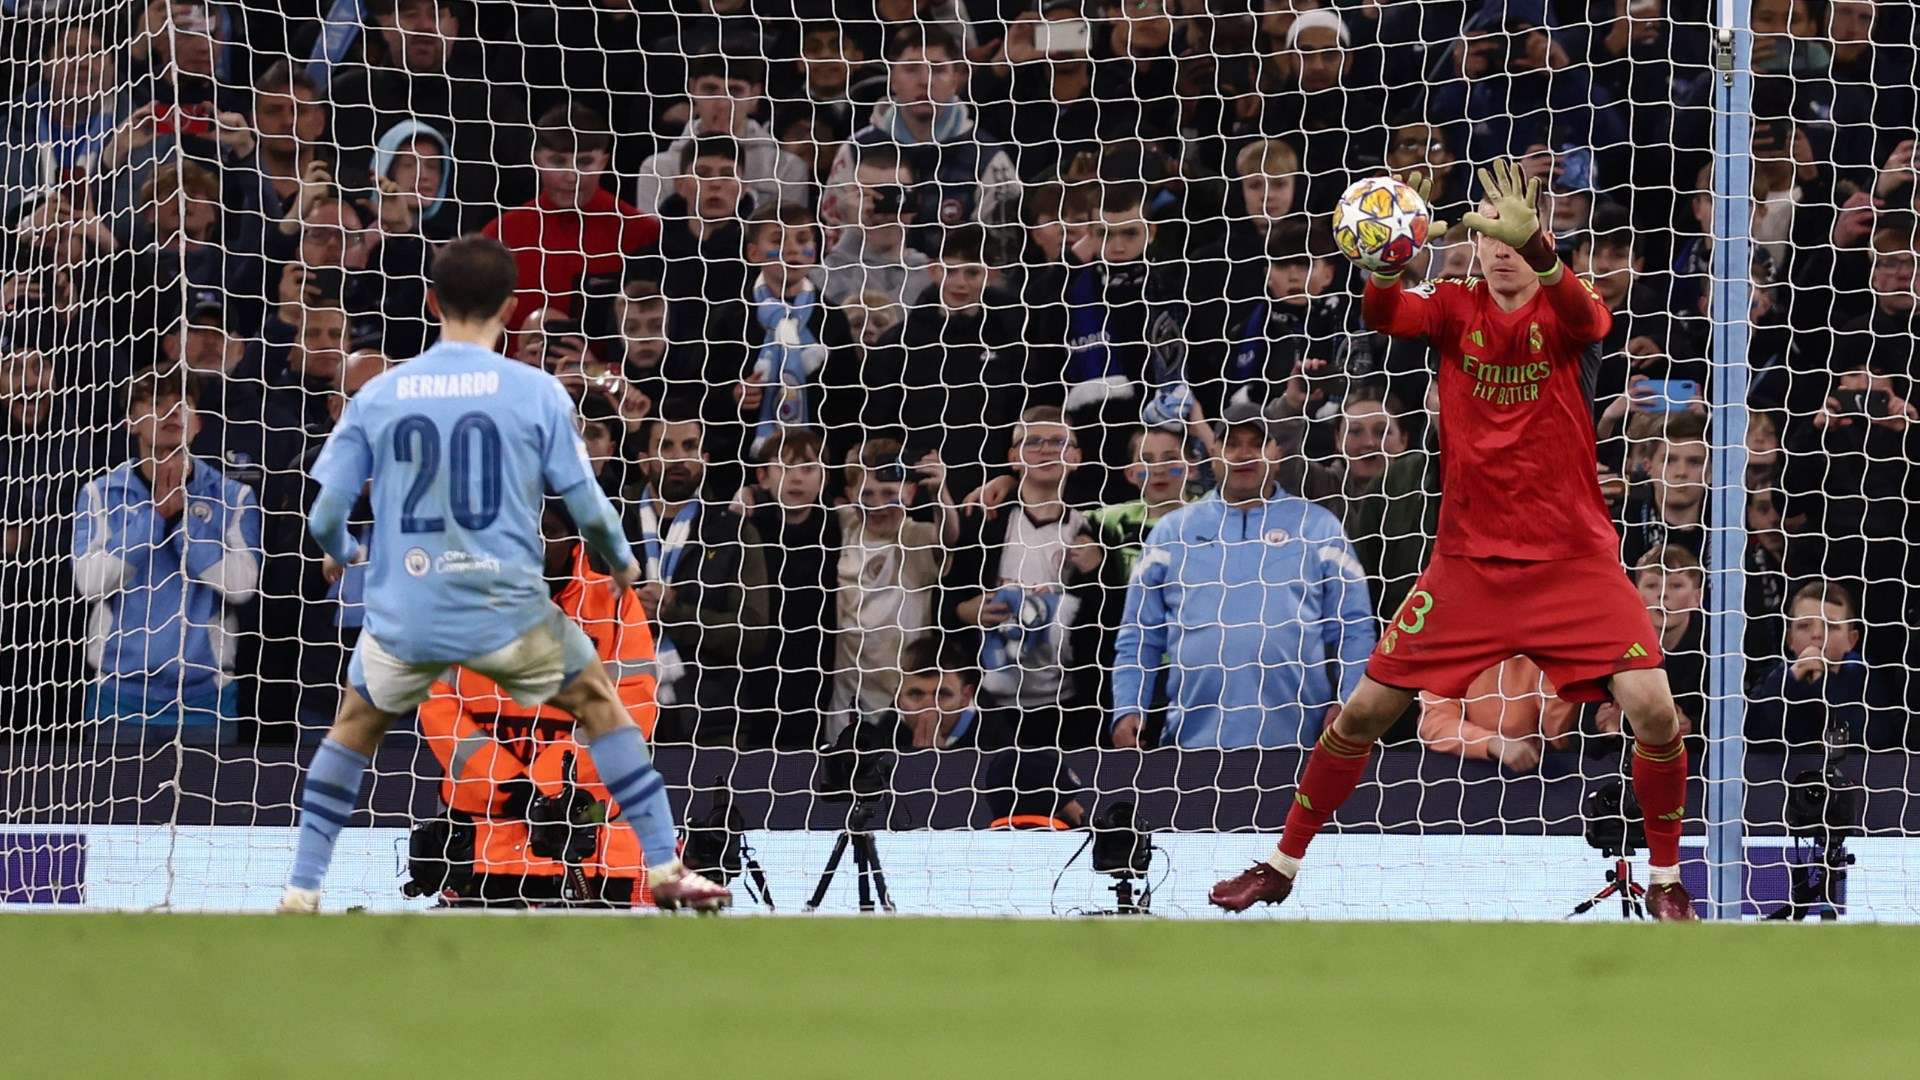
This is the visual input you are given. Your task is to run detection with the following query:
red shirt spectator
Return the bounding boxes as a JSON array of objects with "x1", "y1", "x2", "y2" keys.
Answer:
[
  {"x1": 484, "y1": 103, "x2": 660, "y2": 327},
  {"x1": 485, "y1": 185, "x2": 658, "y2": 327}
]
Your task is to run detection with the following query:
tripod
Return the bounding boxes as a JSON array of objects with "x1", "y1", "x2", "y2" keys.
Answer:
[
  {"x1": 1765, "y1": 837, "x2": 1854, "y2": 921},
  {"x1": 803, "y1": 800, "x2": 895, "y2": 913},
  {"x1": 1569, "y1": 848, "x2": 1646, "y2": 919}
]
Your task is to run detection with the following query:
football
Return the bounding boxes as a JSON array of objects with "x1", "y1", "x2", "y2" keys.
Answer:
[{"x1": 1332, "y1": 176, "x2": 1432, "y2": 273}]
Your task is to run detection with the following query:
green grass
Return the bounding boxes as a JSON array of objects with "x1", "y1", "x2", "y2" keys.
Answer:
[{"x1": 3, "y1": 916, "x2": 1918, "y2": 1078}]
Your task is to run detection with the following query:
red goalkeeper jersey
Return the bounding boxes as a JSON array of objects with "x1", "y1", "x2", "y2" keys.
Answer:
[{"x1": 1362, "y1": 272, "x2": 1618, "y2": 562}]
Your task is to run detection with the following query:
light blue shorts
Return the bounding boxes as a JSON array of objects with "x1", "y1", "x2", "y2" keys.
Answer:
[{"x1": 346, "y1": 602, "x2": 599, "y2": 714}]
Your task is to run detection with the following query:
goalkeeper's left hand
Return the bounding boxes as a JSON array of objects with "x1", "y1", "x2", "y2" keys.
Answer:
[{"x1": 1460, "y1": 158, "x2": 1543, "y2": 249}]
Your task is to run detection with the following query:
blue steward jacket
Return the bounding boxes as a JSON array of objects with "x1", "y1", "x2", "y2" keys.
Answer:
[{"x1": 1112, "y1": 490, "x2": 1376, "y2": 748}]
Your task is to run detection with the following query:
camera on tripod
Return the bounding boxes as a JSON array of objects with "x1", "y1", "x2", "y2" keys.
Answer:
[
  {"x1": 681, "y1": 776, "x2": 775, "y2": 910},
  {"x1": 1570, "y1": 777, "x2": 1650, "y2": 919},
  {"x1": 1768, "y1": 722, "x2": 1861, "y2": 921},
  {"x1": 815, "y1": 720, "x2": 896, "y2": 824},
  {"x1": 805, "y1": 721, "x2": 899, "y2": 912}
]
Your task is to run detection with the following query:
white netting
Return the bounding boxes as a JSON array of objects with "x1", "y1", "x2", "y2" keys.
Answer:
[{"x1": 0, "y1": 0, "x2": 1915, "y2": 918}]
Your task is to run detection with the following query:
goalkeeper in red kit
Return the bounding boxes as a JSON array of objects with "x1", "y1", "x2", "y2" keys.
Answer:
[{"x1": 1210, "y1": 161, "x2": 1699, "y2": 921}]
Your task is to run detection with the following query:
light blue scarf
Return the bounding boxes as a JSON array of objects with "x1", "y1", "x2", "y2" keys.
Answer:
[{"x1": 750, "y1": 279, "x2": 819, "y2": 455}]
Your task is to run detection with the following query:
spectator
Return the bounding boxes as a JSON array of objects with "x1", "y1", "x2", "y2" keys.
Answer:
[
  {"x1": 1207, "y1": 221, "x2": 1330, "y2": 418},
  {"x1": 634, "y1": 56, "x2": 810, "y2": 217},
  {"x1": 880, "y1": 638, "x2": 997, "y2": 750},
  {"x1": 415, "y1": 499, "x2": 661, "y2": 906},
  {"x1": 328, "y1": 0, "x2": 535, "y2": 232},
  {"x1": 130, "y1": 160, "x2": 231, "y2": 350},
  {"x1": 1419, "y1": 656, "x2": 1577, "y2": 773},
  {"x1": 822, "y1": 25, "x2": 1019, "y2": 244},
  {"x1": 994, "y1": 2, "x2": 1106, "y2": 182},
  {"x1": 612, "y1": 277, "x2": 684, "y2": 407},
  {"x1": 1747, "y1": 582, "x2": 1902, "y2": 751},
  {"x1": 1595, "y1": 544, "x2": 1704, "y2": 741},
  {"x1": 71, "y1": 367, "x2": 260, "y2": 743},
  {"x1": 652, "y1": 135, "x2": 753, "y2": 347},
  {"x1": 484, "y1": 104, "x2": 660, "y2": 329},
  {"x1": 1058, "y1": 181, "x2": 1188, "y2": 503},
  {"x1": 1112, "y1": 401, "x2": 1374, "y2": 749},
  {"x1": 1779, "y1": 352, "x2": 1919, "y2": 687},
  {"x1": 831, "y1": 437, "x2": 947, "y2": 733},
  {"x1": 260, "y1": 304, "x2": 350, "y2": 477},
  {"x1": 1314, "y1": 393, "x2": 1410, "y2": 547},
  {"x1": 256, "y1": 348, "x2": 386, "y2": 730},
  {"x1": 819, "y1": 144, "x2": 931, "y2": 310},
  {"x1": 742, "y1": 428, "x2": 841, "y2": 749},
  {"x1": 0, "y1": 20, "x2": 123, "y2": 224},
  {"x1": 1618, "y1": 408, "x2": 1708, "y2": 569},
  {"x1": 848, "y1": 223, "x2": 1030, "y2": 498},
  {"x1": 634, "y1": 410, "x2": 770, "y2": 746},
  {"x1": 1428, "y1": 6, "x2": 1625, "y2": 178},
  {"x1": 1347, "y1": 383, "x2": 1442, "y2": 623},
  {"x1": 723, "y1": 206, "x2": 851, "y2": 483},
  {"x1": 0, "y1": 333, "x2": 95, "y2": 732},
  {"x1": 1262, "y1": 10, "x2": 1379, "y2": 215},
  {"x1": 370, "y1": 118, "x2": 456, "y2": 242},
  {"x1": 943, "y1": 407, "x2": 1117, "y2": 748},
  {"x1": 1085, "y1": 426, "x2": 1198, "y2": 578},
  {"x1": 1829, "y1": 222, "x2": 1919, "y2": 388},
  {"x1": 787, "y1": 20, "x2": 872, "y2": 143}
]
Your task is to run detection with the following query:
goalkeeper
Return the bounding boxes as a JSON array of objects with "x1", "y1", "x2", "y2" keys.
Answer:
[{"x1": 1211, "y1": 162, "x2": 1697, "y2": 921}]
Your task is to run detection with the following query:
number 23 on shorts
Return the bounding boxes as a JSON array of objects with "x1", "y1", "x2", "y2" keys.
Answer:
[{"x1": 1380, "y1": 589, "x2": 1434, "y2": 656}]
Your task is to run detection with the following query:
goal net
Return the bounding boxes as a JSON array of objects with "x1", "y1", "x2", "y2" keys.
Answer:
[{"x1": 1, "y1": 0, "x2": 1915, "y2": 918}]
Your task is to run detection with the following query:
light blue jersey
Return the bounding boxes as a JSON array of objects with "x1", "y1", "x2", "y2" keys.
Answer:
[{"x1": 309, "y1": 342, "x2": 617, "y2": 665}]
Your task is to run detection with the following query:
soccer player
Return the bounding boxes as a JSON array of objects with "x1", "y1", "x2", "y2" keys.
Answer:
[
  {"x1": 1210, "y1": 161, "x2": 1698, "y2": 920},
  {"x1": 278, "y1": 236, "x2": 730, "y2": 913}
]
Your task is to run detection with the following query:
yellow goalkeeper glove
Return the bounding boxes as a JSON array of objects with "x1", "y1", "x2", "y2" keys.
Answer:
[{"x1": 1459, "y1": 158, "x2": 1560, "y2": 275}]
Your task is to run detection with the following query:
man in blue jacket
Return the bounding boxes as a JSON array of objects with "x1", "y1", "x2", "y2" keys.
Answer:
[
  {"x1": 71, "y1": 367, "x2": 261, "y2": 741},
  {"x1": 1111, "y1": 402, "x2": 1376, "y2": 749}
]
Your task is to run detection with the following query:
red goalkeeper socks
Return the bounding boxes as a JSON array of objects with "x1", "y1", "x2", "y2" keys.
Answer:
[
  {"x1": 1632, "y1": 735, "x2": 1689, "y2": 869},
  {"x1": 1278, "y1": 728, "x2": 1375, "y2": 861}
]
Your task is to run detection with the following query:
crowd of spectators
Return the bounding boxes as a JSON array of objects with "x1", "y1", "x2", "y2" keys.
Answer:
[{"x1": 0, "y1": 0, "x2": 1916, "y2": 762}]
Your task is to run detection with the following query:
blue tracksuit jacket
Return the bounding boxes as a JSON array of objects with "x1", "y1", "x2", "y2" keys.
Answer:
[
  {"x1": 71, "y1": 458, "x2": 261, "y2": 704},
  {"x1": 1111, "y1": 489, "x2": 1376, "y2": 748}
]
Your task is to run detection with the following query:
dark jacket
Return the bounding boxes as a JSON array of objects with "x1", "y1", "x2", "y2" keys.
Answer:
[
  {"x1": 744, "y1": 502, "x2": 840, "y2": 747},
  {"x1": 1746, "y1": 651, "x2": 1904, "y2": 751},
  {"x1": 648, "y1": 500, "x2": 772, "y2": 745},
  {"x1": 849, "y1": 300, "x2": 1036, "y2": 499}
]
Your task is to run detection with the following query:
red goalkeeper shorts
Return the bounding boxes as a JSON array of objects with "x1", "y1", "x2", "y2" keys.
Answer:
[{"x1": 1366, "y1": 551, "x2": 1664, "y2": 704}]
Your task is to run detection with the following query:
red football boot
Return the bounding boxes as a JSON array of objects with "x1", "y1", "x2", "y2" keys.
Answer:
[
  {"x1": 1646, "y1": 881, "x2": 1699, "y2": 922},
  {"x1": 1210, "y1": 862, "x2": 1294, "y2": 913}
]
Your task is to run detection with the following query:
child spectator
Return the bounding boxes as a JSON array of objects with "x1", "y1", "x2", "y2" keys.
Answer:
[
  {"x1": 743, "y1": 428, "x2": 842, "y2": 748},
  {"x1": 728, "y1": 206, "x2": 852, "y2": 481},
  {"x1": 831, "y1": 438, "x2": 947, "y2": 734},
  {"x1": 942, "y1": 407, "x2": 1118, "y2": 748},
  {"x1": 1595, "y1": 545, "x2": 1705, "y2": 741},
  {"x1": 1747, "y1": 583, "x2": 1903, "y2": 750}
]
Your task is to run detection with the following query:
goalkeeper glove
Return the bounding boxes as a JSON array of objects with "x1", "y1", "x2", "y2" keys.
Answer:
[{"x1": 1459, "y1": 158, "x2": 1561, "y2": 275}]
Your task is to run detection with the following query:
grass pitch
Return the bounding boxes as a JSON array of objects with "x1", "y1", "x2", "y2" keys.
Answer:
[{"x1": 3, "y1": 916, "x2": 1916, "y2": 1078}]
